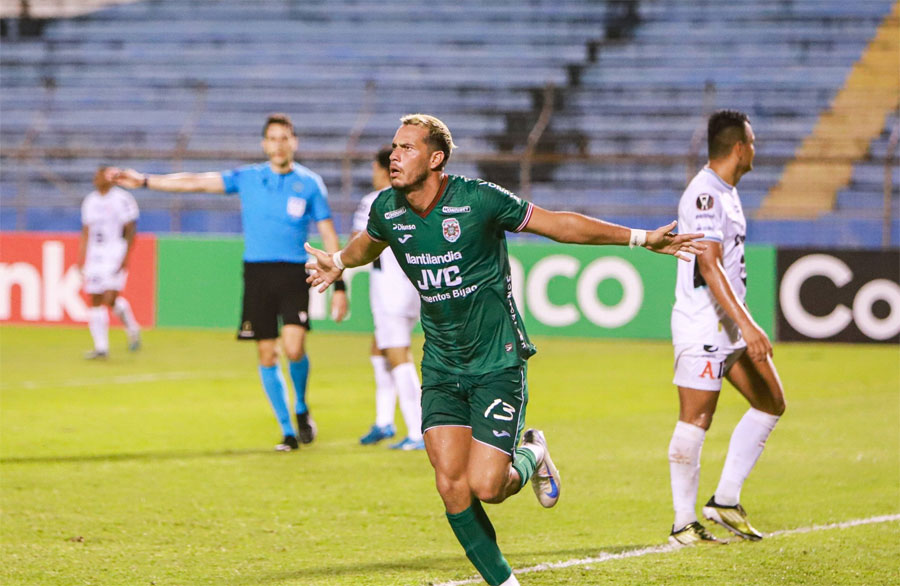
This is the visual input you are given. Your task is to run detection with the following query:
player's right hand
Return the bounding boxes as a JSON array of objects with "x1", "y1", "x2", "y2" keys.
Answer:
[
  {"x1": 743, "y1": 321, "x2": 773, "y2": 361},
  {"x1": 107, "y1": 168, "x2": 144, "y2": 189},
  {"x1": 646, "y1": 221, "x2": 707, "y2": 261},
  {"x1": 304, "y1": 242, "x2": 343, "y2": 293}
]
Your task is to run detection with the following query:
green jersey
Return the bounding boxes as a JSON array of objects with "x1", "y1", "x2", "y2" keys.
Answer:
[{"x1": 366, "y1": 175, "x2": 537, "y2": 374}]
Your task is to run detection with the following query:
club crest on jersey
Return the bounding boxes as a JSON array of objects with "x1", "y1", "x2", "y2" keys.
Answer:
[
  {"x1": 442, "y1": 218, "x2": 461, "y2": 242},
  {"x1": 696, "y1": 193, "x2": 714, "y2": 211}
]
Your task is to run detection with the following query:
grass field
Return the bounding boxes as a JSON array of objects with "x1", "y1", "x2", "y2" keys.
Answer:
[{"x1": 1, "y1": 325, "x2": 898, "y2": 585}]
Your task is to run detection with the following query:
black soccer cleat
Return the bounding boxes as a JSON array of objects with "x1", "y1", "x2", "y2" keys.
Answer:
[
  {"x1": 296, "y1": 411, "x2": 317, "y2": 444},
  {"x1": 668, "y1": 521, "x2": 726, "y2": 546},
  {"x1": 275, "y1": 435, "x2": 299, "y2": 452},
  {"x1": 702, "y1": 496, "x2": 764, "y2": 541}
]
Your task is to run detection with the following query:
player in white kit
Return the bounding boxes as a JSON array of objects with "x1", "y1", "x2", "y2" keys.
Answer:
[
  {"x1": 353, "y1": 147, "x2": 424, "y2": 450},
  {"x1": 78, "y1": 167, "x2": 142, "y2": 359},
  {"x1": 667, "y1": 111, "x2": 786, "y2": 545}
]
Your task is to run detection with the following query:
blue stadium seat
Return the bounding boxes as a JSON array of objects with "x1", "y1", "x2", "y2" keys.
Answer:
[{"x1": 1, "y1": 0, "x2": 894, "y2": 248}]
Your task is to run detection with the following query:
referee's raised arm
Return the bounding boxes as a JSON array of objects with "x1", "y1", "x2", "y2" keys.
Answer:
[{"x1": 107, "y1": 167, "x2": 226, "y2": 194}]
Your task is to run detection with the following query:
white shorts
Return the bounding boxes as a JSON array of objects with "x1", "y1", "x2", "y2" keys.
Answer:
[
  {"x1": 672, "y1": 343, "x2": 746, "y2": 391},
  {"x1": 83, "y1": 265, "x2": 127, "y2": 295},
  {"x1": 373, "y1": 312, "x2": 417, "y2": 350}
]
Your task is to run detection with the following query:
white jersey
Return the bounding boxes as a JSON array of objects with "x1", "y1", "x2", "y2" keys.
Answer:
[
  {"x1": 352, "y1": 189, "x2": 420, "y2": 319},
  {"x1": 81, "y1": 186, "x2": 140, "y2": 268},
  {"x1": 671, "y1": 167, "x2": 747, "y2": 349}
]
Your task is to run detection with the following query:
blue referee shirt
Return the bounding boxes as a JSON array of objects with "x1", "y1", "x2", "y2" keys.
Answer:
[{"x1": 221, "y1": 162, "x2": 332, "y2": 263}]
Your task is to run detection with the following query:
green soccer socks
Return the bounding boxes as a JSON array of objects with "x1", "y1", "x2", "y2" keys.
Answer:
[{"x1": 446, "y1": 499, "x2": 513, "y2": 586}]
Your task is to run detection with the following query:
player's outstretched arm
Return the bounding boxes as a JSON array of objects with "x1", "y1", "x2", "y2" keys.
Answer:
[
  {"x1": 107, "y1": 168, "x2": 225, "y2": 194},
  {"x1": 304, "y1": 232, "x2": 388, "y2": 293},
  {"x1": 523, "y1": 205, "x2": 706, "y2": 260}
]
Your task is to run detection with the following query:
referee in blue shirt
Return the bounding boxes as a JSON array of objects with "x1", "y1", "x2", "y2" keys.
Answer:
[{"x1": 110, "y1": 113, "x2": 347, "y2": 451}]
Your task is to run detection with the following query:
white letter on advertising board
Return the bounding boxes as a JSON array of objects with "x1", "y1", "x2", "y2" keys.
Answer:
[
  {"x1": 0, "y1": 262, "x2": 41, "y2": 320},
  {"x1": 42, "y1": 241, "x2": 87, "y2": 321}
]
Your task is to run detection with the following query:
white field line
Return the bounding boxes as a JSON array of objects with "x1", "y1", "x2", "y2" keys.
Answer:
[
  {"x1": 429, "y1": 513, "x2": 900, "y2": 586},
  {"x1": 2, "y1": 370, "x2": 247, "y2": 391}
]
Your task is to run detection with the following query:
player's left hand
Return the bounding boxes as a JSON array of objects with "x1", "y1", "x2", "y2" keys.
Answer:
[
  {"x1": 304, "y1": 242, "x2": 343, "y2": 293},
  {"x1": 330, "y1": 290, "x2": 348, "y2": 323},
  {"x1": 645, "y1": 221, "x2": 707, "y2": 261}
]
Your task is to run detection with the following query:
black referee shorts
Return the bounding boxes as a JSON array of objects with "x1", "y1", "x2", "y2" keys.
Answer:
[{"x1": 237, "y1": 262, "x2": 311, "y2": 341}]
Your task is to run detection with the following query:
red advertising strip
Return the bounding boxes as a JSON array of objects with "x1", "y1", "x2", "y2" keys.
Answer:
[{"x1": 0, "y1": 232, "x2": 157, "y2": 327}]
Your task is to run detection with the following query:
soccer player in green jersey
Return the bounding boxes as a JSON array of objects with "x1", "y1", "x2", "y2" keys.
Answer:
[{"x1": 305, "y1": 114, "x2": 706, "y2": 585}]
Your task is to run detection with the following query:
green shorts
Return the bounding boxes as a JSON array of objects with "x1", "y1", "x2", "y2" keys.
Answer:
[{"x1": 421, "y1": 364, "x2": 528, "y2": 455}]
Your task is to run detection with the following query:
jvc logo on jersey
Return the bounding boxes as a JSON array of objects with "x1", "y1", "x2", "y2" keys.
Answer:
[
  {"x1": 392, "y1": 223, "x2": 416, "y2": 231},
  {"x1": 484, "y1": 399, "x2": 516, "y2": 421},
  {"x1": 415, "y1": 265, "x2": 462, "y2": 290}
]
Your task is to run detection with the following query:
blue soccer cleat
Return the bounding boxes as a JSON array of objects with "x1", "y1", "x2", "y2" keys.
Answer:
[
  {"x1": 128, "y1": 331, "x2": 142, "y2": 352},
  {"x1": 523, "y1": 429, "x2": 561, "y2": 508},
  {"x1": 359, "y1": 424, "x2": 396, "y2": 445},
  {"x1": 389, "y1": 436, "x2": 425, "y2": 451}
]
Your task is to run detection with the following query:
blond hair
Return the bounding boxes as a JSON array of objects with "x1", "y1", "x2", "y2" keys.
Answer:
[{"x1": 400, "y1": 114, "x2": 456, "y2": 170}]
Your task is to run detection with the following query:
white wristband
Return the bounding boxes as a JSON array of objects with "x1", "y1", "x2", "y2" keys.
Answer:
[
  {"x1": 332, "y1": 251, "x2": 345, "y2": 270},
  {"x1": 628, "y1": 229, "x2": 647, "y2": 249}
]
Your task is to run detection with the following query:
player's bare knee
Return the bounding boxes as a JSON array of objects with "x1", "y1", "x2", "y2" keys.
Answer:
[
  {"x1": 284, "y1": 348, "x2": 306, "y2": 362},
  {"x1": 434, "y1": 474, "x2": 468, "y2": 504},
  {"x1": 763, "y1": 396, "x2": 786, "y2": 417},
  {"x1": 751, "y1": 383, "x2": 786, "y2": 416},
  {"x1": 468, "y1": 471, "x2": 509, "y2": 504},
  {"x1": 257, "y1": 345, "x2": 279, "y2": 367},
  {"x1": 681, "y1": 412, "x2": 714, "y2": 430},
  {"x1": 470, "y1": 481, "x2": 504, "y2": 504}
]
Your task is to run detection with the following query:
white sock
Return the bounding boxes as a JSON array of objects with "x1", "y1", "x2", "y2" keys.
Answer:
[
  {"x1": 669, "y1": 420, "x2": 706, "y2": 531},
  {"x1": 88, "y1": 306, "x2": 109, "y2": 353},
  {"x1": 499, "y1": 572, "x2": 520, "y2": 586},
  {"x1": 715, "y1": 408, "x2": 781, "y2": 506},
  {"x1": 392, "y1": 361, "x2": 423, "y2": 441},
  {"x1": 113, "y1": 296, "x2": 139, "y2": 336},
  {"x1": 371, "y1": 356, "x2": 396, "y2": 428}
]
